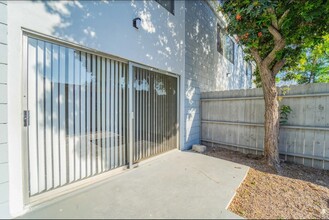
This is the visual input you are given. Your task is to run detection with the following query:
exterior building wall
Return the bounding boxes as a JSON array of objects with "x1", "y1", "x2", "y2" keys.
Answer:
[
  {"x1": 0, "y1": 0, "x2": 9, "y2": 218},
  {"x1": 6, "y1": 0, "x2": 185, "y2": 217},
  {"x1": 3, "y1": 0, "x2": 252, "y2": 217},
  {"x1": 7, "y1": 1, "x2": 185, "y2": 75},
  {"x1": 183, "y1": 0, "x2": 252, "y2": 149}
]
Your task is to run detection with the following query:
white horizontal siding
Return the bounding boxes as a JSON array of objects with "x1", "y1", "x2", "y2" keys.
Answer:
[
  {"x1": 0, "y1": 163, "x2": 8, "y2": 184},
  {"x1": 0, "y1": 3, "x2": 6, "y2": 24},
  {"x1": 0, "y1": 24, "x2": 6, "y2": 44},
  {"x1": 0, "y1": 182, "x2": 8, "y2": 204},
  {"x1": 0, "y1": 64, "x2": 6, "y2": 84},
  {"x1": 0, "y1": 84, "x2": 7, "y2": 103},
  {"x1": 0, "y1": 104, "x2": 7, "y2": 123},
  {"x1": 0, "y1": 202, "x2": 10, "y2": 219},
  {"x1": 0, "y1": 144, "x2": 7, "y2": 163},
  {"x1": 0, "y1": 2, "x2": 8, "y2": 218},
  {"x1": 0, "y1": 44, "x2": 7, "y2": 64}
]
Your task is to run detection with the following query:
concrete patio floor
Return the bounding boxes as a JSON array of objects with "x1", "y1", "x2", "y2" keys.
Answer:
[{"x1": 19, "y1": 150, "x2": 249, "y2": 219}]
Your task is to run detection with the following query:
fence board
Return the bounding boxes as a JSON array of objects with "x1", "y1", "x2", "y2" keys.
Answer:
[{"x1": 201, "y1": 83, "x2": 329, "y2": 170}]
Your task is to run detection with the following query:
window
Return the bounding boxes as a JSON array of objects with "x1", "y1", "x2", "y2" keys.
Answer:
[
  {"x1": 246, "y1": 62, "x2": 252, "y2": 76},
  {"x1": 217, "y1": 24, "x2": 224, "y2": 54},
  {"x1": 217, "y1": 23, "x2": 235, "y2": 63},
  {"x1": 155, "y1": 0, "x2": 174, "y2": 15},
  {"x1": 245, "y1": 62, "x2": 253, "y2": 88},
  {"x1": 224, "y1": 36, "x2": 234, "y2": 63}
]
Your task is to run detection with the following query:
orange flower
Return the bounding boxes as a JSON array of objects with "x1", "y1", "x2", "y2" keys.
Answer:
[
  {"x1": 258, "y1": 32, "x2": 262, "y2": 37},
  {"x1": 236, "y1": 14, "x2": 242, "y2": 21},
  {"x1": 241, "y1": 33, "x2": 249, "y2": 40}
]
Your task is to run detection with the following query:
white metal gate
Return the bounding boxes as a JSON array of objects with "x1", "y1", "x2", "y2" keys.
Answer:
[
  {"x1": 25, "y1": 35, "x2": 179, "y2": 198},
  {"x1": 132, "y1": 66, "x2": 178, "y2": 162}
]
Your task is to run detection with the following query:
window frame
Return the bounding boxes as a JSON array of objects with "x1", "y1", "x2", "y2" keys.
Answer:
[
  {"x1": 217, "y1": 23, "x2": 235, "y2": 64},
  {"x1": 217, "y1": 24, "x2": 224, "y2": 54},
  {"x1": 246, "y1": 62, "x2": 252, "y2": 76},
  {"x1": 224, "y1": 36, "x2": 235, "y2": 63}
]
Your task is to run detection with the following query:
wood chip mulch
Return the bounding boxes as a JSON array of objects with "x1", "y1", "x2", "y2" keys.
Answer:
[{"x1": 204, "y1": 146, "x2": 329, "y2": 219}]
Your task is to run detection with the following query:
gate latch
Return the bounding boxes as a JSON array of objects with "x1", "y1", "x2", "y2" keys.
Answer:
[{"x1": 23, "y1": 110, "x2": 30, "y2": 127}]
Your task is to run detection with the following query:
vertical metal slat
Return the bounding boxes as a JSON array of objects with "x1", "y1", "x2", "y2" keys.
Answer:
[
  {"x1": 106, "y1": 59, "x2": 111, "y2": 170},
  {"x1": 118, "y1": 63, "x2": 122, "y2": 166},
  {"x1": 37, "y1": 40, "x2": 46, "y2": 192},
  {"x1": 101, "y1": 58, "x2": 106, "y2": 172},
  {"x1": 59, "y1": 46, "x2": 67, "y2": 185},
  {"x1": 110, "y1": 60, "x2": 115, "y2": 169},
  {"x1": 86, "y1": 53, "x2": 91, "y2": 177},
  {"x1": 91, "y1": 55, "x2": 97, "y2": 175},
  {"x1": 80, "y1": 52, "x2": 86, "y2": 179},
  {"x1": 52, "y1": 44, "x2": 60, "y2": 187},
  {"x1": 68, "y1": 48, "x2": 75, "y2": 183},
  {"x1": 27, "y1": 38, "x2": 39, "y2": 195}
]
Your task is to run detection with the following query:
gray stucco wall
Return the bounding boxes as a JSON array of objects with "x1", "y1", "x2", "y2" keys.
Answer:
[
  {"x1": 184, "y1": 0, "x2": 252, "y2": 149},
  {"x1": 0, "y1": 1, "x2": 9, "y2": 218}
]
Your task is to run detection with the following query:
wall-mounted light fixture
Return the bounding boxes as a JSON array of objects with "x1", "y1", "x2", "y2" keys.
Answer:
[
  {"x1": 133, "y1": 17, "x2": 141, "y2": 29},
  {"x1": 226, "y1": 72, "x2": 231, "y2": 76}
]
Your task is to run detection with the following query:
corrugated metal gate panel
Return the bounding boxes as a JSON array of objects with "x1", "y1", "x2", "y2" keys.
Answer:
[
  {"x1": 26, "y1": 36, "x2": 179, "y2": 198},
  {"x1": 133, "y1": 67, "x2": 178, "y2": 162},
  {"x1": 27, "y1": 37, "x2": 128, "y2": 196}
]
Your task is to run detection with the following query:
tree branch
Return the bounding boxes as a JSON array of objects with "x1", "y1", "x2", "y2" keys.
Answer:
[
  {"x1": 272, "y1": 59, "x2": 286, "y2": 76},
  {"x1": 268, "y1": 25, "x2": 283, "y2": 42},
  {"x1": 263, "y1": 25, "x2": 286, "y2": 66},
  {"x1": 250, "y1": 48, "x2": 262, "y2": 65},
  {"x1": 278, "y1": 9, "x2": 290, "y2": 28},
  {"x1": 267, "y1": 8, "x2": 278, "y2": 29}
]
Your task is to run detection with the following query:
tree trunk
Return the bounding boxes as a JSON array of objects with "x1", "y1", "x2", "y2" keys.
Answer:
[
  {"x1": 309, "y1": 58, "x2": 317, "y2": 83},
  {"x1": 260, "y1": 66, "x2": 280, "y2": 168},
  {"x1": 309, "y1": 71, "x2": 315, "y2": 83}
]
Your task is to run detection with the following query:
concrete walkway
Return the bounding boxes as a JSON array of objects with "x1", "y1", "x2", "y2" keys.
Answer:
[{"x1": 20, "y1": 150, "x2": 249, "y2": 219}]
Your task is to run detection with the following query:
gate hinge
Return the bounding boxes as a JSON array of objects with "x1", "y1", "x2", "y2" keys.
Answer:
[{"x1": 23, "y1": 110, "x2": 30, "y2": 127}]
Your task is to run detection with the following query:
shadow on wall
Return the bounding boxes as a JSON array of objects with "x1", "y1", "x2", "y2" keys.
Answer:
[
  {"x1": 24, "y1": 0, "x2": 183, "y2": 195},
  {"x1": 34, "y1": 0, "x2": 184, "y2": 73},
  {"x1": 33, "y1": 0, "x2": 182, "y2": 146},
  {"x1": 184, "y1": 0, "x2": 252, "y2": 148}
]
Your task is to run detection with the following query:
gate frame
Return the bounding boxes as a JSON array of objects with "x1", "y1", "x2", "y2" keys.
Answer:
[
  {"x1": 19, "y1": 29, "x2": 181, "y2": 212},
  {"x1": 21, "y1": 30, "x2": 130, "y2": 208},
  {"x1": 128, "y1": 62, "x2": 180, "y2": 168}
]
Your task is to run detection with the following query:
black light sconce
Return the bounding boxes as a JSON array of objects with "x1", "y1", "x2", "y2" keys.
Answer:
[
  {"x1": 226, "y1": 72, "x2": 231, "y2": 76},
  {"x1": 133, "y1": 17, "x2": 141, "y2": 29}
]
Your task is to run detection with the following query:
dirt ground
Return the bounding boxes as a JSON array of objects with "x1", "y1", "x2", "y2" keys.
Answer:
[{"x1": 203, "y1": 146, "x2": 329, "y2": 219}]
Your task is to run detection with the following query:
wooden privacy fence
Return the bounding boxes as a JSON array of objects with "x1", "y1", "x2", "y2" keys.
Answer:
[{"x1": 201, "y1": 83, "x2": 329, "y2": 170}]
